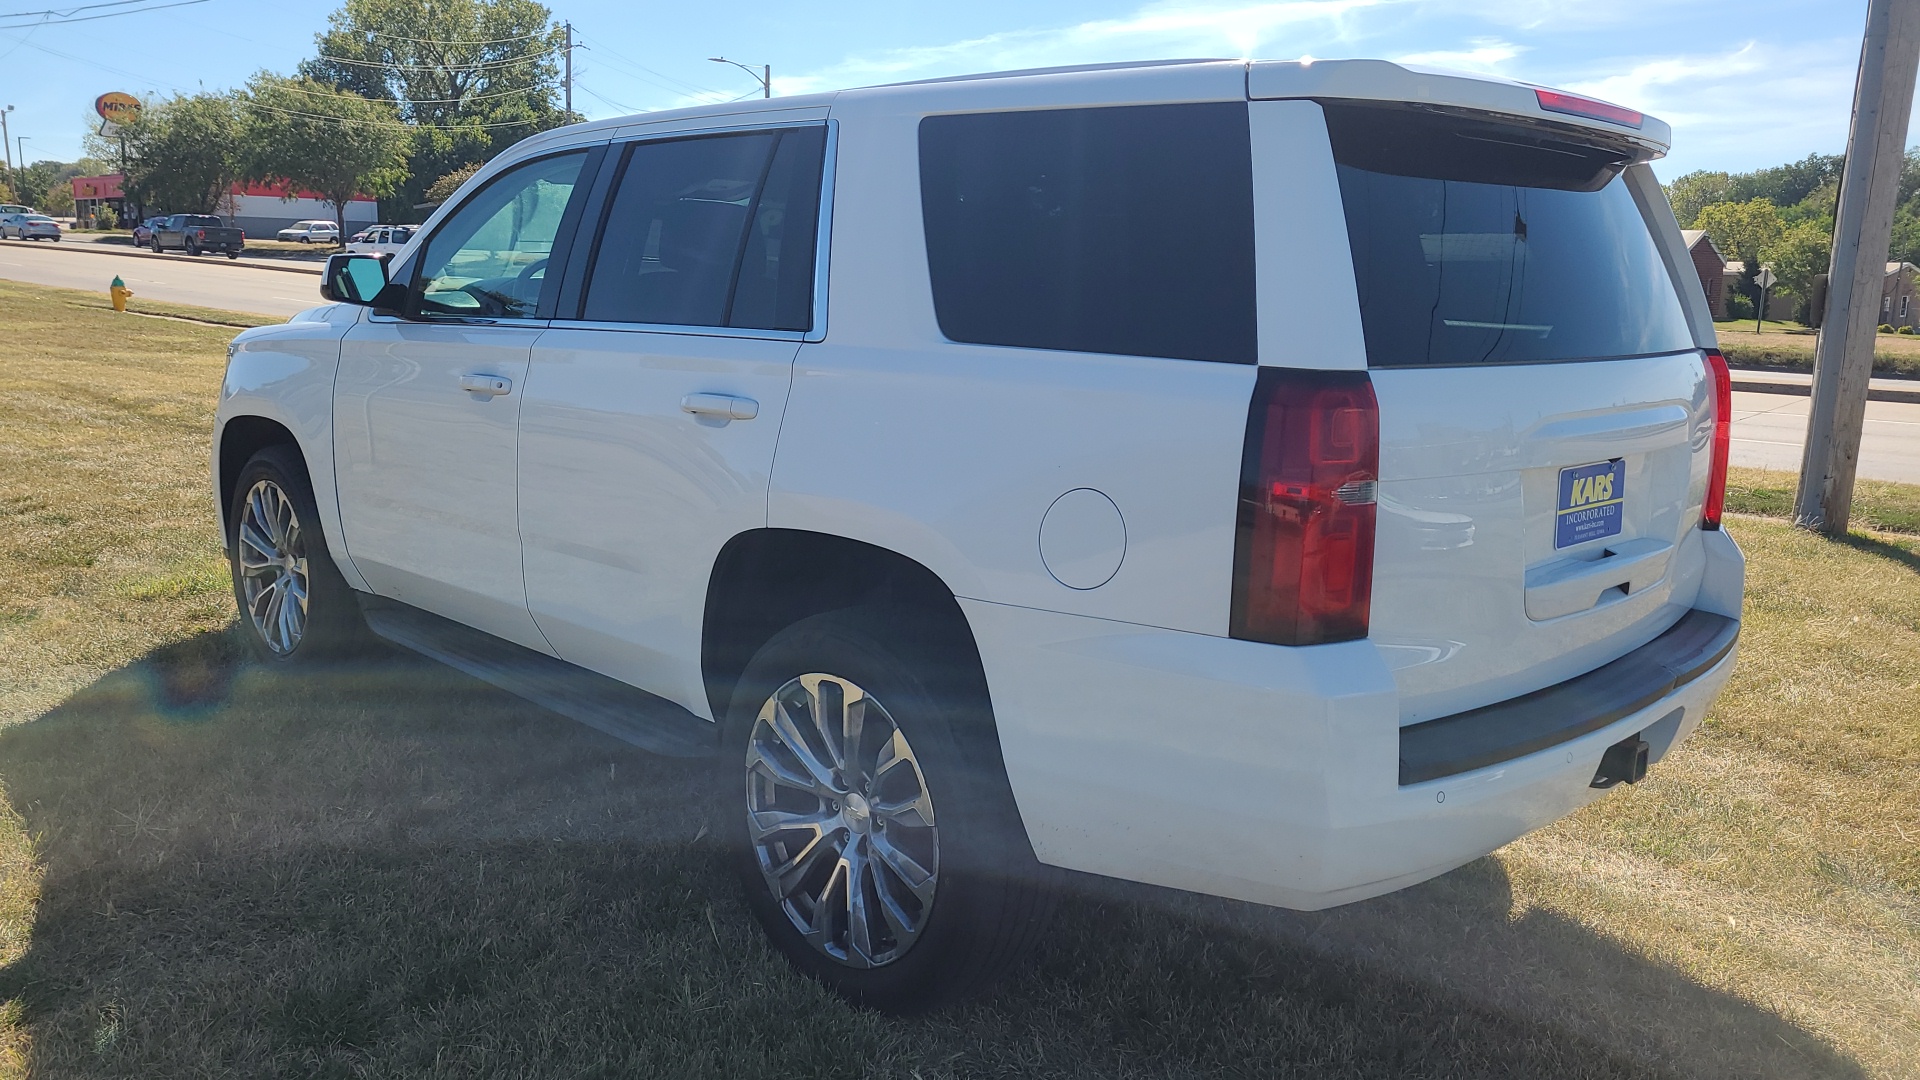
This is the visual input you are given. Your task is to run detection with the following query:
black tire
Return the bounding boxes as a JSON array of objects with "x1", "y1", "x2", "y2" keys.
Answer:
[
  {"x1": 186, "y1": 240, "x2": 200, "y2": 256},
  {"x1": 298, "y1": 236, "x2": 310, "y2": 244},
  {"x1": 226, "y1": 251, "x2": 239, "y2": 260},
  {"x1": 723, "y1": 607, "x2": 1054, "y2": 1013},
  {"x1": 226, "y1": 444, "x2": 368, "y2": 664}
]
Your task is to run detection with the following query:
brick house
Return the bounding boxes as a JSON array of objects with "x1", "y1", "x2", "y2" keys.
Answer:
[
  {"x1": 1680, "y1": 230, "x2": 1728, "y2": 319},
  {"x1": 1883, "y1": 262, "x2": 1919, "y2": 330}
]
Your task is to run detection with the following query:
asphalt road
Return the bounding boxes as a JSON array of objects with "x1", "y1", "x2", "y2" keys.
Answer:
[
  {"x1": 0, "y1": 240, "x2": 322, "y2": 318},
  {"x1": 2, "y1": 241, "x2": 1916, "y2": 484},
  {"x1": 1731, "y1": 389, "x2": 1920, "y2": 484}
]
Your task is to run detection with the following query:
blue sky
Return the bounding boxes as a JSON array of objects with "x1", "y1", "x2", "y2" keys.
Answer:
[{"x1": 0, "y1": 0, "x2": 1886, "y2": 182}]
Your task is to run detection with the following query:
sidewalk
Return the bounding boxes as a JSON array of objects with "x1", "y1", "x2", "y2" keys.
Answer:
[
  {"x1": 1728, "y1": 366, "x2": 1920, "y2": 405},
  {"x1": 37, "y1": 233, "x2": 323, "y2": 276}
]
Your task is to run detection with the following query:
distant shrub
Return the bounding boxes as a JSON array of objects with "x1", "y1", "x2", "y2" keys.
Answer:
[
  {"x1": 1899, "y1": 325, "x2": 1914, "y2": 335},
  {"x1": 94, "y1": 205, "x2": 118, "y2": 230},
  {"x1": 1881, "y1": 323, "x2": 1897, "y2": 334},
  {"x1": 1726, "y1": 294, "x2": 1755, "y2": 321}
]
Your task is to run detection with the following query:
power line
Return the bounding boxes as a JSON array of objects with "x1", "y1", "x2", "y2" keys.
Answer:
[
  {"x1": 573, "y1": 81, "x2": 634, "y2": 115},
  {"x1": 0, "y1": 0, "x2": 146, "y2": 20},
  {"x1": 0, "y1": 0, "x2": 204, "y2": 26},
  {"x1": 316, "y1": 47, "x2": 558, "y2": 72},
  {"x1": 273, "y1": 79, "x2": 540, "y2": 107},
  {"x1": 363, "y1": 27, "x2": 545, "y2": 46},
  {"x1": 575, "y1": 34, "x2": 722, "y2": 97}
]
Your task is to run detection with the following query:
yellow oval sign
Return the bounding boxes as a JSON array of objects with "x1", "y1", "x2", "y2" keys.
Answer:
[{"x1": 94, "y1": 92, "x2": 141, "y2": 125}]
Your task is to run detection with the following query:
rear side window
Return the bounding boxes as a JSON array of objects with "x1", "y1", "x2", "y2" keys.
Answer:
[
  {"x1": 579, "y1": 126, "x2": 825, "y2": 331},
  {"x1": 1327, "y1": 104, "x2": 1693, "y2": 367},
  {"x1": 919, "y1": 103, "x2": 1256, "y2": 365}
]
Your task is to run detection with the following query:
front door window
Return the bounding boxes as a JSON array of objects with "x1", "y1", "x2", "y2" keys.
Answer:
[{"x1": 410, "y1": 152, "x2": 588, "y2": 319}]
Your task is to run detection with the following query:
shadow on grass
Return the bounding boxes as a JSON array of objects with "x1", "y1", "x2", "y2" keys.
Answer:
[
  {"x1": 0, "y1": 632, "x2": 1868, "y2": 1079},
  {"x1": 1840, "y1": 530, "x2": 1920, "y2": 574}
]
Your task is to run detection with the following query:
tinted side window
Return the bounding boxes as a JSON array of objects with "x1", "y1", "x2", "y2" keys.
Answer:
[
  {"x1": 411, "y1": 152, "x2": 588, "y2": 319},
  {"x1": 728, "y1": 127, "x2": 827, "y2": 331},
  {"x1": 918, "y1": 103, "x2": 1256, "y2": 365},
  {"x1": 579, "y1": 127, "x2": 825, "y2": 331}
]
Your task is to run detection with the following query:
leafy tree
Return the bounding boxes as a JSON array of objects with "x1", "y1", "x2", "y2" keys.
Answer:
[
  {"x1": 1761, "y1": 220, "x2": 1831, "y2": 319},
  {"x1": 0, "y1": 178, "x2": 14, "y2": 204},
  {"x1": 298, "y1": 0, "x2": 572, "y2": 220},
  {"x1": 243, "y1": 75, "x2": 413, "y2": 237},
  {"x1": 1723, "y1": 153, "x2": 1842, "y2": 208},
  {"x1": 424, "y1": 160, "x2": 484, "y2": 205},
  {"x1": 1664, "y1": 170, "x2": 1731, "y2": 228},
  {"x1": 1695, "y1": 197, "x2": 1784, "y2": 304},
  {"x1": 40, "y1": 182, "x2": 75, "y2": 216},
  {"x1": 118, "y1": 93, "x2": 246, "y2": 214}
]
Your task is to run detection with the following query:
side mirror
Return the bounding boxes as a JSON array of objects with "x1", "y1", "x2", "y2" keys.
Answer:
[{"x1": 322, "y1": 253, "x2": 401, "y2": 308}]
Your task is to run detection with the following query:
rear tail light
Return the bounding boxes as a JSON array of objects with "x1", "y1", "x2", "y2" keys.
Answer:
[
  {"x1": 195, "y1": 228, "x2": 206, "y2": 240},
  {"x1": 1702, "y1": 349, "x2": 1731, "y2": 530},
  {"x1": 1231, "y1": 369, "x2": 1380, "y2": 646},
  {"x1": 1534, "y1": 88, "x2": 1644, "y2": 129}
]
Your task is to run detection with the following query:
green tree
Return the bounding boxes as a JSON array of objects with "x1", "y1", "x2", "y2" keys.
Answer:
[
  {"x1": 1664, "y1": 170, "x2": 1731, "y2": 228},
  {"x1": 1761, "y1": 220, "x2": 1831, "y2": 322},
  {"x1": 298, "y1": 0, "x2": 572, "y2": 220},
  {"x1": 243, "y1": 75, "x2": 413, "y2": 237},
  {"x1": 0, "y1": 178, "x2": 15, "y2": 204},
  {"x1": 118, "y1": 93, "x2": 245, "y2": 215},
  {"x1": 423, "y1": 160, "x2": 484, "y2": 205},
  {"x1": 1695, "y1": 197, "x2": 1785, "y2": 305},
  {"x1": 40, "y1": 182, "x2": 75, "y2": 217}
]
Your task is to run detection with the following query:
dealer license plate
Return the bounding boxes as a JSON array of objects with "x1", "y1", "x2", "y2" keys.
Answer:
[{"x1": 1556, "y1": 460, "x2": 1625, "y2": 549}]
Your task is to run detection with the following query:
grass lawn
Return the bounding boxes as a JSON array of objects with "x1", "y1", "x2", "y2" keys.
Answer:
[
  {"x1": 0, "y1": 279, "x2": 1916, "y2": 1077},
  {"x1": 1716, "y1": 323, "x2": 1920, "y2": 378}
]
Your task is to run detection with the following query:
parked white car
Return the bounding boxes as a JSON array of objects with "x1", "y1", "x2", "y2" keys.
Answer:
[
  {"x1": 275, "y1": 220, "x2": 339, "y2": 243},
  {"x1": 344, "y1": 224, "x2": 415, "y2": 255},
  {"x1": 214, "y1": 59, "x2": 1743, "y2": 1012},
  {"x1": 0, "y1": 213, "x2": 62, "y2": 240}
]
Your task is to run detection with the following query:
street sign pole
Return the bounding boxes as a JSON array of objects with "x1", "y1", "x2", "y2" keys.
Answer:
[
  {"x1": 1756, "y1": 267, "x2": 1775, "y2": 334},
  {"x1": 1796, "y1": 0, "x2": 1920, "y2": 535}
]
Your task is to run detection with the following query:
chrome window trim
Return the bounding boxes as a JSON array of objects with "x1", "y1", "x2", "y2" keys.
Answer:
[
  {"x1": 545, "y1": 320, "x2": 804, "y2": 342},
  {"x1": 576, "y1": 117, "x2": 837, "y2": 341}
]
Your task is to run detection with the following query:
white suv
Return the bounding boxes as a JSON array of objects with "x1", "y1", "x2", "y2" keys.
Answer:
[
  {"x1": 212, "y1": 59, "x2": 1743, "y2": 1011},
  {"x1": 275, "y1": 220, "x2": 340, "y2": 243}
]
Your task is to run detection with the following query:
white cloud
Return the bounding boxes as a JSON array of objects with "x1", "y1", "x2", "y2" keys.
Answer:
[
  {"x1": 776, "y1": 0, "x2": 1391, "y2": 96},
  {"x1": 1393, "y1": 37, "x2": 1526, "y2": 73},
  {"x1": 1550, "y1": 39, "x2": 1863, "y2": 176}
]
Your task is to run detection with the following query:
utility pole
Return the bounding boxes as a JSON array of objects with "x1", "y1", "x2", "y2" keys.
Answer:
[
  {"x1": 1, "y1": 107, "x2": 13, "y2": 189},
  {"x1": 563, "y1": 21, "x2": 574, "y2": 118},
  {"x1": 1795, "y1": 0, "x2": 1920, "y2": 535}
]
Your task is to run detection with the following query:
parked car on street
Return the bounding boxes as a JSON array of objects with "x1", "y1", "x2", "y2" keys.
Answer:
[
  {"x1": 214, "y1": 59, "x2": 1743, "y2": 1012},
  {"x1": 276, "y1": 220, "x2": 340, "y2": 244},
  {"x1": 345, "y1": 224, "x2": 415, "y2": 255},
  {"x1": 132, "y1": 216, "x2": 168, "y2": 248},
  {"x1": 0, "y1": 213, "x2": 61, "y2": 240},
  {"x1": 152, "y1": 214, "x2": 244, "y2": 258},
  {"x1": 0, "y1": 203, "x2": 35, "y2": 217}
]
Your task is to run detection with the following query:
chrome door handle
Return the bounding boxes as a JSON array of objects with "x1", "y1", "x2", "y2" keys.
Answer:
[
  {"x1": 681, "y1": 393, "x2": 759, "y2": 420},
  {"x1": 459, "y1": 374, "x2": 513, "y2": 397}
]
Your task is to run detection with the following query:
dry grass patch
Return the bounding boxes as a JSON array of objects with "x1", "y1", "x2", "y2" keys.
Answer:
[{"x1": 0, "y1": 279, "x2": 1914, "y2": 1077}]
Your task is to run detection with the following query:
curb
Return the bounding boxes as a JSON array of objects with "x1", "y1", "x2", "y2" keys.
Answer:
[
  {"x1": 10, "y1": 238, "x2": 325, "y2": 276},
  {"x1": 1730, "y1": 371, "x2": 1920, "y2": 405}
]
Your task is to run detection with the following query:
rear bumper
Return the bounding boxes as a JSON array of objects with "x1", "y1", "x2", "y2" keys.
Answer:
[{"x1": 962, "y1": 537, "x2": 1743, "y2": 911}]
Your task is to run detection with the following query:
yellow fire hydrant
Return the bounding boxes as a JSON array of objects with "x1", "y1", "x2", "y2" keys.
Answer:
[{"x1": 110, "y1": 275, "x2": 133, "y2": 313}]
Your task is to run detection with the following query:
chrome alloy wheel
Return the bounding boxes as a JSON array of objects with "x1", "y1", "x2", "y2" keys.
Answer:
[
  {"x1": 746, "y1": 673, "x2": 939, "y2": 968},
  {"x1": 235, "y1": 478, "x2": 309, "y2": 655}
]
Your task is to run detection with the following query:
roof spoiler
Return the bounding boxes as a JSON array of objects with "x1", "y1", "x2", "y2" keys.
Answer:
[{"x1": 1247, "y1": 58, "x2": 1670, "y2": 162}]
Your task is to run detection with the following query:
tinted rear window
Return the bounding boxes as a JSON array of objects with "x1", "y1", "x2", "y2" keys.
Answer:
[
  {"x1": 182, "y1": 216, "x2": 224, "y2": 227},
  {"x1": 919, "y1": 103, "x2": 1256, "y2": 365},
  {"x1": 1327, "y1": 105, "x2": 1693, "y2": 368}
]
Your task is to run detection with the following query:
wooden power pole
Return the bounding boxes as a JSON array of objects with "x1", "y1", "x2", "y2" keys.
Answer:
[
  {"x1": 1796, "y1": 0, "x2": 1920, "y2": 535},
  {"x1": 563, "y1": 22, "x2": 574, "y2": 119}
]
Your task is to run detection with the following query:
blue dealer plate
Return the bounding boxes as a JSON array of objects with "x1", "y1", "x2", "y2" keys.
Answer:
[{"x1": 1556, "y1": 460, "x2": 1625, "y2": 549}]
